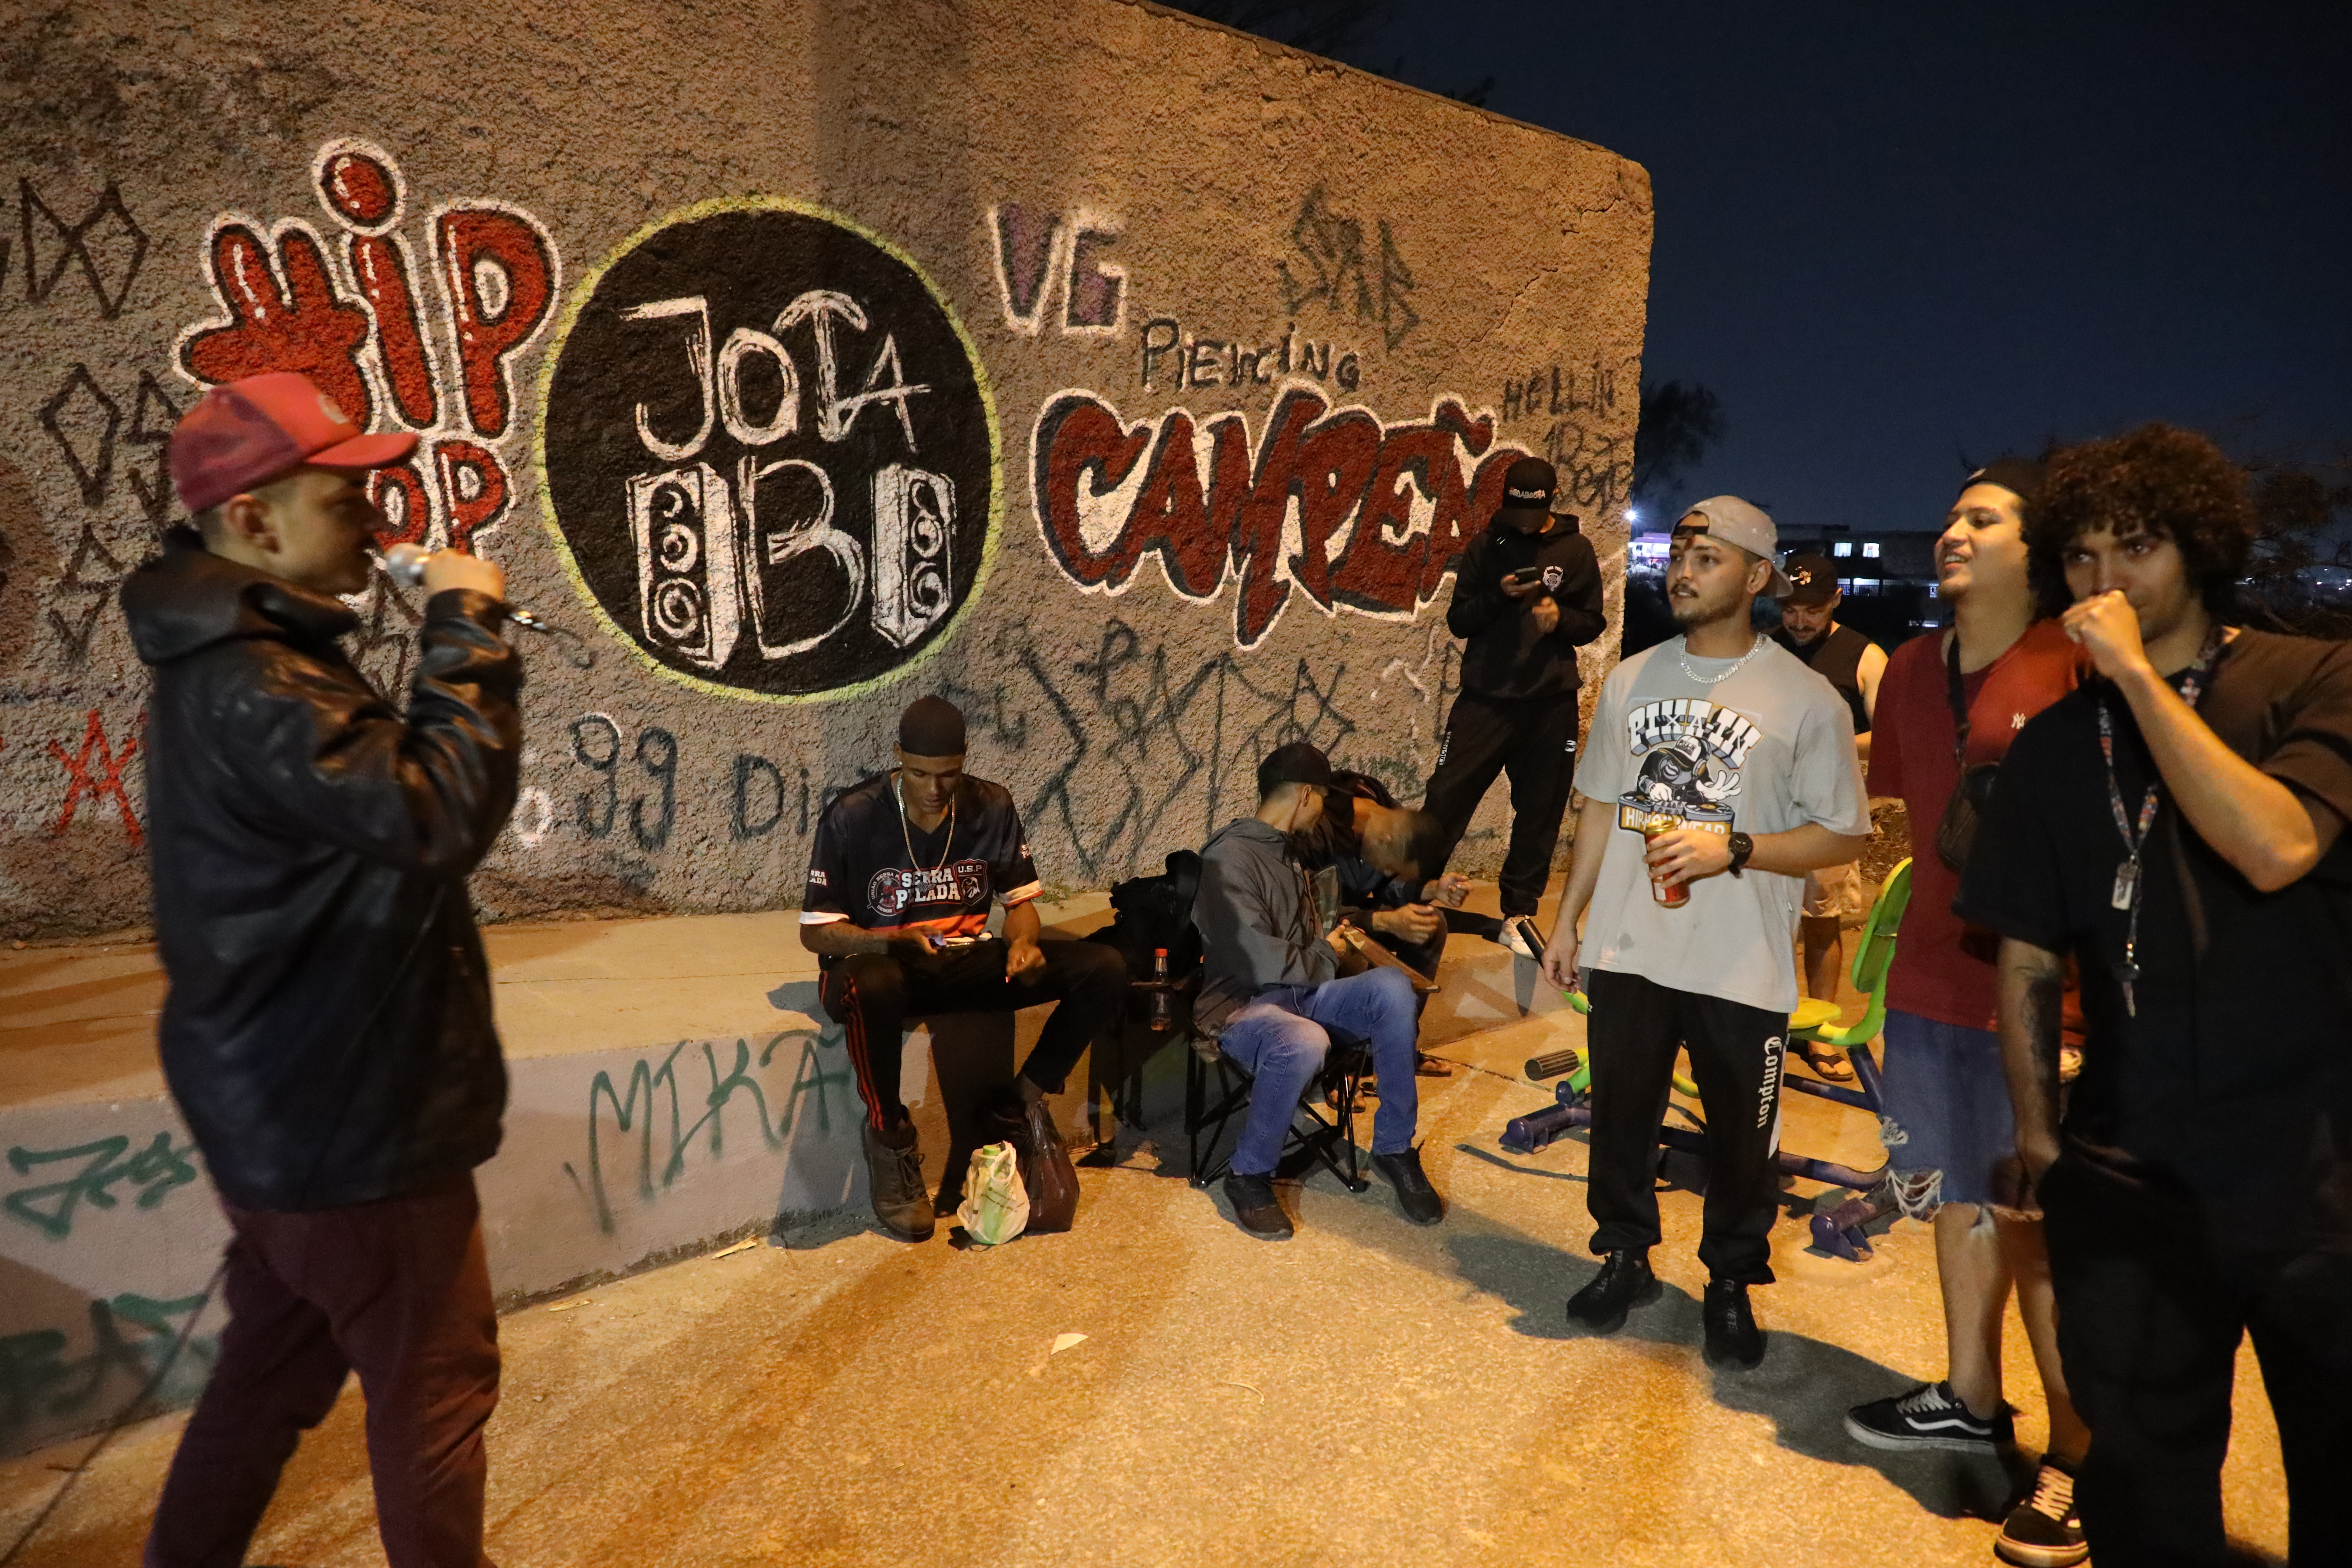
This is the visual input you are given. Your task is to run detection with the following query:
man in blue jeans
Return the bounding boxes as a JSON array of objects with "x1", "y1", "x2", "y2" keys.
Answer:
[{"x1": 1191, "y1": 740, "x2": 1443, "y2": 1238}]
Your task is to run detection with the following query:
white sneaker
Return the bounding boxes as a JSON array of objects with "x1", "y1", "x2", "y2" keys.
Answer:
[{"x1": 1500, "y1": 916, "x2": 1545, "y2": 960}]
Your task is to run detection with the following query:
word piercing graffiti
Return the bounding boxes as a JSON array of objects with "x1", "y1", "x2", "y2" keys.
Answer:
[{"x1": 1140, "y1": 319, "x2": 1360, "y2": 396}]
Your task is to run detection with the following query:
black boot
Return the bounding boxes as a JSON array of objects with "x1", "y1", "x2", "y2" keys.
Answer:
[
  {"x1": 1703, "y1": 1278, "x2": 1765, "y2": 1368},
  {"x1": 1566, "y1": 1250, "x2": 1659, "y2": 1333},
  {"x1": 861, "y1": 1118, "x2": 935, "y2": 1242},
  {"x1": 1370, "y1": 1147, "x2": 1444, "y2": 1225},
  {"x1": 1222, "y1": 1173, "x2": 1293, "y2": 1238}
]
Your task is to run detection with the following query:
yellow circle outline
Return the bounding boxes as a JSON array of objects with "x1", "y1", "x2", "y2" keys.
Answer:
[{"x1": 531, "y1": 193, "x2": 1006, "y2": 705}]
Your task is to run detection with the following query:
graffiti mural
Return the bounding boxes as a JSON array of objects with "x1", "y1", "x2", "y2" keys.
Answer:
[
  {"x1": 1032, "y1": 386, "x2": 1530, "y2": 648},
  {"x1": 173, "y1": 138, "x2": 561, "y2": 556},
  {"x1": 539, "y1": 198, "x2": 1001, "y2": 700}
]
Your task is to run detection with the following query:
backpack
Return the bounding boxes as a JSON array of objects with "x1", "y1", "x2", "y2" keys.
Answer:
[{"x1": 1097, "y1": 848, "x2": 1203, "y2": 984}]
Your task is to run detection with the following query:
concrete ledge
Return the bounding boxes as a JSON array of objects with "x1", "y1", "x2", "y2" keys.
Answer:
[{"x1": 0, "y1": 884, "x2": 1566, "y2": 1457}]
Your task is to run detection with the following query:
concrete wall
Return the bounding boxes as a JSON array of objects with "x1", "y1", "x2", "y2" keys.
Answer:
[{"x1": 0, "y1": 0, "x2": 1649, "y2": 939}]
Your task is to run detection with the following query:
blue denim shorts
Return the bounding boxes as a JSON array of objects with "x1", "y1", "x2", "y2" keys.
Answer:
[{"x1": 1877, "y1": 1009, "x2": 2017, "y2": 1213}]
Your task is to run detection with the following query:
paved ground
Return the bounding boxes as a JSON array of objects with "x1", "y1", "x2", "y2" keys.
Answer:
[{"x1": 0, "y1": 900, "x2": 2290, "y2": 1567}]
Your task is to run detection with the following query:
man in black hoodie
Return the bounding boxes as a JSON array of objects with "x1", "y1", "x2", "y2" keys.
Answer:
[
  {"x1": 123, "y1": 371, "x2": 521, "y2": 1568},
  {"x1": 1422, "y1": 457, "x2": 1607, "y2": 955}
]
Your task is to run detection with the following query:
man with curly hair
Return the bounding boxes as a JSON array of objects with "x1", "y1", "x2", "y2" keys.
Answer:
[{"x1": 1957, "y1": 424, "x2": 2352, "y2": 1567}]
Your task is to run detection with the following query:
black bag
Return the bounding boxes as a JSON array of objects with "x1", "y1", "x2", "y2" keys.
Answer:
[
  {"x1": 1936, "y1": 635, "x2": 1999, "y2": 873},
  {"x1": 1097, "y1": 849, "x2": 1204, "y2": 985}
]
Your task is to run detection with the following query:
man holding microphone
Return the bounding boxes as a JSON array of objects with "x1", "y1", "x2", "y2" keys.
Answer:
[{"x1": 126, "y1": 371, "x2": 522, "y2": 1568}]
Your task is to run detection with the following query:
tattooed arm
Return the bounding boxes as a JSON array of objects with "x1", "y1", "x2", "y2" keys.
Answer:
[{"x1": 1997, "y1": 937, "x2": 2068, "y2": 1183}]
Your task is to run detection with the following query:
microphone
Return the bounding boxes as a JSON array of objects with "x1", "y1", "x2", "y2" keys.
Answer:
[
  {"x1": 382, "y1": 544, "x2": 595, "y2": 667},
  {"x1": 384, "y1": 544, "x2": 556, "y2": 633}
]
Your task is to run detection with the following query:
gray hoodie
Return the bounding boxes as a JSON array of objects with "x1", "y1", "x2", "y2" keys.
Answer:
[{"x1": 1192, "y1": 817, "x2": 1338, "y2": 1031}]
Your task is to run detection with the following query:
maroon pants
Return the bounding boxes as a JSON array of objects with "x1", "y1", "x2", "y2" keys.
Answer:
[{"x1": 144, "y1": 1173, "x2": 500, "y2": 1568}]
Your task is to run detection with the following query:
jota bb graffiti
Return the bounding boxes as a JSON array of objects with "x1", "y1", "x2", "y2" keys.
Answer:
[
  {"x1": 1032, "y1": 387, "x2": 1531, "y2": 648},
  {"x1": 539, "y1": 199, "x2": 999, "y2": 701}
]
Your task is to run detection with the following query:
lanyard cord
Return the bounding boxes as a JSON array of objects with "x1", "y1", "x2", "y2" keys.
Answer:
[
  {"x1": 2095, "y1": 625, "x2": 2228, "y2": 1016},
  {"x1": 895, "y1": 770, "x2": 956, "y2": 873}
]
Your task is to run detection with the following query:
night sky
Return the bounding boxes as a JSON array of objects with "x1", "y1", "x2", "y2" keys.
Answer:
[{"x1": 1348, "y1": 2, "x2": 2352, "y2": 535}]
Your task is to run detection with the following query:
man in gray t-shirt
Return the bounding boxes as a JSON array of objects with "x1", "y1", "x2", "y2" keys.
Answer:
[{"x1": 1538, "y1": 496, "x2": 1870, "y2": 1369}]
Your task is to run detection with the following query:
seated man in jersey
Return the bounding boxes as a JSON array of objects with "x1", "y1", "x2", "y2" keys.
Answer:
[
  {"x1": 800, "y1": 697, "x2": 1127, "y2": 1242},
  {"x1": 1192, "y1": 742, "x2": 1443, "y2": 1238}
]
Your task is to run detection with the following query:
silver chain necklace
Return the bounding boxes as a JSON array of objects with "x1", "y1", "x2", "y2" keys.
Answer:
[
  {"x1": 894, "y1": 771, "x2": 956, "y2": 872},
  {"x1": 1677, "y1": 633, "x2": 1766, "y2": 686}
]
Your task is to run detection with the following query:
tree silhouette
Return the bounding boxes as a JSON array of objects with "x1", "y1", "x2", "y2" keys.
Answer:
[{"x1": 1631, "y1": 379, "x2": 1726, "y2": 517}]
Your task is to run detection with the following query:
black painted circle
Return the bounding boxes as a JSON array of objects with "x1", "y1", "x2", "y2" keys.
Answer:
[{"x1": 544, "y1": 204, "x2": 994, "y2": 697}]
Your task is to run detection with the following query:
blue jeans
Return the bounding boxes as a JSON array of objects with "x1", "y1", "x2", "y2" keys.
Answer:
[{"x1": 1215, "y1": 967, "x2": 1420, "y2": 1175}]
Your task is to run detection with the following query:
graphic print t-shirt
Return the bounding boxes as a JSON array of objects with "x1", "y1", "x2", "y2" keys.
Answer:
[
  {"x1": 800, "y1": 772, "x2": 1042, "y2": 956},
  {"x1": 1573, "y1": 637, "x2": 1870, "y2": 1013}
]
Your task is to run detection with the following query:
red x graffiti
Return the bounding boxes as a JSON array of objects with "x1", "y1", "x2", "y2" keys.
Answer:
[{"x1": 48, "y1": 709, "x2": 143, "y2": 847}]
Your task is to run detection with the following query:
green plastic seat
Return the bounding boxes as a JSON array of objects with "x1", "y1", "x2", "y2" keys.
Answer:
[{"x1": 1793, "y1": 858, "x2": 1912, "y2": 1050}]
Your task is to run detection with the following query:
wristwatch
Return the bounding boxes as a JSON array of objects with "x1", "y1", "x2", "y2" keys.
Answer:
[{"x1": 1726, "y1": 832, "x2": 1754, "y2": 877}]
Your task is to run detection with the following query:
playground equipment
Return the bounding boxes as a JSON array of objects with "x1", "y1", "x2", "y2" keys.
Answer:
[{"x1": 1502, "y1": 860, "x2": 1914, "y2": 1259}]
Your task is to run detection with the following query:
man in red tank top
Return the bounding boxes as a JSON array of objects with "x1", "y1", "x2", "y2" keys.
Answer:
[{"x1": 1842, "y1": 461, "x2": 2092, "y2": 1568}]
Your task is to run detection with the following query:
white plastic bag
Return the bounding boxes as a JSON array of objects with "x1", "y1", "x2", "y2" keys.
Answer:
[{"x1": 956, "y1": 1142, "x2": 1030, "y2": 1245}]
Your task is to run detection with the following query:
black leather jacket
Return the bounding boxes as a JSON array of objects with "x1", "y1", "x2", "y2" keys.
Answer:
[{"x1": 121, "y1": 531, "x2": 524, "y2": 1211}]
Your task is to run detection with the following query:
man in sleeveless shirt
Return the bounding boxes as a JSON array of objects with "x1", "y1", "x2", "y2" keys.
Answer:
[
  {"x1": 1772, "y1": 552, "x2": 1888, "y2": 1082},
  {"x1": 1841, "y1": 460, "x2": 2091, "y2": 1568}
]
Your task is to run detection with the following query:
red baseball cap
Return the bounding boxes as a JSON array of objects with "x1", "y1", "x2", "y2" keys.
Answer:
[{"x1": 169, "y1": 371, "x2": 418, "y2": 513}]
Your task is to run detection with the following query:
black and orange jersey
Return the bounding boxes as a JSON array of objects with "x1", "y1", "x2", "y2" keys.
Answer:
[{"x1": 800, "y1": 771, "x2": 1041, "y2": 951}]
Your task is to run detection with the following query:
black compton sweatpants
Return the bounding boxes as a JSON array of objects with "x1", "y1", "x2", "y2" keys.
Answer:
[
  {"x1": 818, "y1": 935, "x2": 1128, "y2": 1131},
  {"x1": 2039, "y1": 1155, "x2": 2352, "y2": 1567},
  {"x1": 1583, "y1": 968, "x2": 1788, "y2": 1284},
  {"x1": 1421, "y1": 692, "x2": 1580, "y2": 917}
]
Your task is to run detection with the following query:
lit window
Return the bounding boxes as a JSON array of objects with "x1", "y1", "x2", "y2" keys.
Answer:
[
  {"x1": 1853, "y1": 578, "x2": 1881, "y2": 594},
  {"x1": 1862, "y1": 542, "x2": 1881, "y2": 558},
  {"x1": 1833, "y1": 542, "x2": 1853, "y2": 558}
]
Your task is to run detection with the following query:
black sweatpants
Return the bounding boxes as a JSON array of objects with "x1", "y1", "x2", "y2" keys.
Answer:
[
  {"x1": 2040, "y1": 1154, "x2": 2352, "y2": 1567},
  {"x1": 1421, "y1": 692, "x2": 1579, "y2": 917},
  {"x1": 818, "y1": 935, "x2": 1127, "y2": 1132},
  {"x1": 1584, "y1": 968, "x2": 1788, "y2": 1283}
]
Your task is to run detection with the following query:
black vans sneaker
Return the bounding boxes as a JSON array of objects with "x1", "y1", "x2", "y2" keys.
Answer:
[
  {"x1": 1996, "y1": 1457, "x2": 2087, "y2": 1567},
  {"x1": 1843, "y1": 1381, "x2": 2015, "y2": 1452}
]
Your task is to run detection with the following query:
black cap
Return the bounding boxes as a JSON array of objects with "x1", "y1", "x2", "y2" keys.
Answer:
[
  {"x1": 1960, "y1": 457, "x2": 2045, "y2": 508},
  {"x1": 897, "y1": 696, "x2": 967, "y2": 756},
  {"x1": 1256, "y1": 740, "x2": 1332, "y2": 799},
  {"x1": 1494, "y1": 456, "x2": 1557, "y2": 520},
  {"x1": 1781, "y1": 553, "x2": 1840, "y2": 606}
]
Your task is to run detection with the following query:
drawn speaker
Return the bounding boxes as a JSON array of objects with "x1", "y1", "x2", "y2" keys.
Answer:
[
  {"x1": 627, "y1": 464, "x2": 741, "y2": 670},
  {"x1": 870, "y1": 463, "x2": 955, "y2": 650}
]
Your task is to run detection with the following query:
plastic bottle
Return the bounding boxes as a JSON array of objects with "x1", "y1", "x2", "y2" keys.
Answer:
[{"x1": 1148, "y1": 947, "x2": 1172, "y2": 1029}]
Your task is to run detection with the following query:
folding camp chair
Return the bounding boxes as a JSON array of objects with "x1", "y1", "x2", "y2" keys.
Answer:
[
  {"x1": 1186, "y1": 1027, "x2": 1372, "y2": 1194},
  {"x1": 1502, "y1": 860, "x2": 1914, "y2": 1260}
]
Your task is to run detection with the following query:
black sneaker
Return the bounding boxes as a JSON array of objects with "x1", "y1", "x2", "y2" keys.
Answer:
[
  {"x1": 861, "y1": 1119, "x2": 934, "y2": 1242},
  {"x1": 1566, "y1": 1251, "x2": 1659, "y2": 1333},
  {"x1": 1843, "y1": 1381, "x2": 2016, "y2": 1453},
  {"x1": 1996, "y1": 1457, "x2": 2087, "y2": 1567},
  {"x1": 1222, "y1": 1173, "x2": 1292, "y2": 1238},
  {"x1": 1701, "y1": 1278, "x2": 1764, "y2": 1368},
  {"x1": 1370, "y1": 1147, "x2": 1443, "y2": 1225}
]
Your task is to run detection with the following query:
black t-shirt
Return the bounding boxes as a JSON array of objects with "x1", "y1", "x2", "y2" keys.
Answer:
[
  {"x1": 1955, "y1": 628, "x2": 2352, "y2": 1245},
  {"x1": 801, "y1": 772, "x2": 1041, "y2": 955}
]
